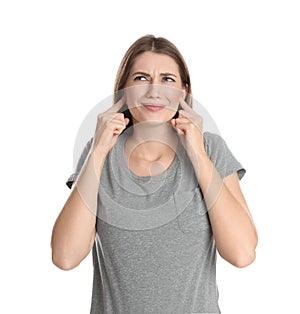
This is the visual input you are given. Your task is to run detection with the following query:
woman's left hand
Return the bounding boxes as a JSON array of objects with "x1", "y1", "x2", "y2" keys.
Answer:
[{"x1": 171, "y1": 98, "x2": 206, "y2": 160}]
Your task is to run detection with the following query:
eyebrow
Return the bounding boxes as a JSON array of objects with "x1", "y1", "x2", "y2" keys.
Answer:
[
  {"x1": 132, "y1": 71, "x2": 150, "y2": 77},
  {"x1": 160, "y1": 72, "x2": 177, "y2": 78},
  {"x1": 131, "y1": 71, "x2": 178, "y2": 78}
]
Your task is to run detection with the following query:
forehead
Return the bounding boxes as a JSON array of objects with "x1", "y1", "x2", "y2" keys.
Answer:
[{"x1": 131, "y1": 51, "x2": 180, "y2": 73}]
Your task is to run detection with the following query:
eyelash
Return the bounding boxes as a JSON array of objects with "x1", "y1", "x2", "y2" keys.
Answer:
[
  {"x1": 163, "y1": 77, "x2": 175, "y2": 82},
  {"x1": 133, "y1": 76, "x2": 175, "y2": 82},
  {"x1": 134, "y1": 76, "x2": 148, "y2": 81}
]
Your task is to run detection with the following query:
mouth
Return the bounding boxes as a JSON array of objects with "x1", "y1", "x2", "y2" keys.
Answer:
[{"x1": 142, "y1": 104, "x2": 166, "y2": 112}]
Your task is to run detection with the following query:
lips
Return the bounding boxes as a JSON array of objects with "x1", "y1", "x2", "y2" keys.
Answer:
[{"x1": 143, "y1": 104, "x2": 165, "y2": 112}]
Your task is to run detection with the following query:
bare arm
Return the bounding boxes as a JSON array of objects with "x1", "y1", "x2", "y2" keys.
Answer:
[
  {"x1": 172, "y1": 97, "x2": 258, "y2": 268},
  {"x1": 194, "y1": 152, "x2": 258, "y2": 267},
  {"x1": 51, "y1": 97, "x2": 128, "y2": 270},
  {"x1": 51, "y1": 152, "x2": 105, "y2": 270}
]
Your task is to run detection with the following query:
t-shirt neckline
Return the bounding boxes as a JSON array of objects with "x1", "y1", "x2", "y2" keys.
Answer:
[{"x1": 119, "y1": 131, "x2": 180, "y2": 183}]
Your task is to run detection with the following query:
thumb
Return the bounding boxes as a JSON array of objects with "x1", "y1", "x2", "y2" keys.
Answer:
[
  {"x1": 124, "y1": 117, "x2": 130, "y2": 126},
  {"x1": 105, "y1": 95, "x2": 126, "y2": 114}
]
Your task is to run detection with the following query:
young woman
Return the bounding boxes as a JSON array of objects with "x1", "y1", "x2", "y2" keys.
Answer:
[{"x1": 51, "y1": 35, "x2": 258, "y2": 314}]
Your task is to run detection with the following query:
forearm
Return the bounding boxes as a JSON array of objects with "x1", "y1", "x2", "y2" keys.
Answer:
[
  {"x1": 51, "y1": 150, "x2": 106, "y2": 270},
  {"x1": 193, "y1": 152, "x2": 258, "y2": 267}
]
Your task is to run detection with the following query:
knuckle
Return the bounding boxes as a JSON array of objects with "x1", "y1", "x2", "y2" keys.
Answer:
[{"x1": 97, "y1": 113, "x2": 104, "y2": 120}]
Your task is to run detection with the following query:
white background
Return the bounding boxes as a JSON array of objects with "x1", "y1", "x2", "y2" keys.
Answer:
[{"x1": 1, "y1": 0, "x2": 299, "y2": 313}]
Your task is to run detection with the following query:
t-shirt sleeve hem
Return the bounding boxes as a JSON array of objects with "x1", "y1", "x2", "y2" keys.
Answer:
[
  {"x1": 66, "y1": 173, "x2": 78, "y2": 189},
  {"x1": 224, "y1": 165, "x2": 246, "y2": 181}
]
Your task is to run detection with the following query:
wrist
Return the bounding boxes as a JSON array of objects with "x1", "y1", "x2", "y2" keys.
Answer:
[
  {"x1": 88, "y1": 149, "x2": 107, "y2": 178},
  {"x1": 188, "y1": 146, "x2": 208, "y2": 167}
]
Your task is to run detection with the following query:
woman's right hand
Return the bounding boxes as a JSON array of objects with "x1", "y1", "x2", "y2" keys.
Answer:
[
  {"x1": 91, "y1": 96, "x2": 130, "y2": 156},
  {"x1": 51, "y1": 99, "x2": 130, "y2": 271}
]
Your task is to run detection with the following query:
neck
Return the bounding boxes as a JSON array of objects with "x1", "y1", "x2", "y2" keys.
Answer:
[{"x1": 125, "y1": 120, "x2": 178, "y2": 161}]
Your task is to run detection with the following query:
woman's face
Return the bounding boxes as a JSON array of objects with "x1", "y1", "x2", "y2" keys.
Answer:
[{"x1": 125, "y1": 51, "x2": 186, "y2": 124}]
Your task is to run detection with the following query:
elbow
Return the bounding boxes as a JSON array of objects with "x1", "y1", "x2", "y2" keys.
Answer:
[
  {"x1": 230, "y1": 247, "x2": 257, "y2": 268},
  {"x1": 52, "y1": 253, "x2": 80, "y2": 271},
  {"x1": 231, "y1": 232, "x2": 258, "y2": 268},
  {"x1": 51, "y1": 245, "x2": 80, "y2": 271},
  {"x1": 50, "y1": 233, "x2": 94, "y2": 271},
  {"x1": 233, "y1": 251, "x2": 256, "y2": 268},
  {"x1": 220, "y1": 240, "x2": 258, "y2": 268}
]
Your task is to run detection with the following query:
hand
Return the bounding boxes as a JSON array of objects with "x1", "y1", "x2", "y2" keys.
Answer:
[
  {"x1": 171, "y1": 97, "x2": 206, "y2": 160},
  {"x1": 92, "y1": 96, "x2": 130, "y2": 156}
]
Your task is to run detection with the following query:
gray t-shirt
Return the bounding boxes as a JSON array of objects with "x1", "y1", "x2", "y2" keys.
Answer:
[{"x1": 67, "y1": 130, "x2": 245, "y2": 314}]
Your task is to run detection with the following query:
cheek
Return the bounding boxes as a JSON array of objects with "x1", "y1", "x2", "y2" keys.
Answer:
[
  {"x1": 125, "y1": 85, "x2": 148, "y2": 108},
  {"x1": 165, "y1": 89, "x2": 183, "y2": 109}
]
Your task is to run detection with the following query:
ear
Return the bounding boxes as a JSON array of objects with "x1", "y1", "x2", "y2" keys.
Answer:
[
  {"x1": 182, "y1": 84, "x2": 189, "y2": 99},
  {"x1": 181, "y1": 89, "x2": 187, "y2": 101}
]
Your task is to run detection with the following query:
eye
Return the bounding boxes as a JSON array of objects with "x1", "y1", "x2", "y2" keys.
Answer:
[
  {"x1": 162, "y1": 76, "x2": 176, "y2": 82},
  {"x1": 134, "y1": 76, "x2": 148, "y2": 81}
]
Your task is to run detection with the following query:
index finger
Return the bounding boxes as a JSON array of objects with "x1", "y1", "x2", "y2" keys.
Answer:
[
  {"x1": 179, "y1": 97, "x2": 194, "y2": 114},
  {"x1": 104, "y1": 95, "x2": 126, "y2": 114}
]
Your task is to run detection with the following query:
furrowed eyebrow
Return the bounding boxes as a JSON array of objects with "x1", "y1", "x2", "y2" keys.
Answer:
[
  {"x1": 160, "y1": 72, "x2": 177, "y2": 78},
  {"x1": 132, "y1": 71, "x2": 150, "y2": 77},
  {"x1": 131, "y1": 71, "x2": 177, "y2": 78}
]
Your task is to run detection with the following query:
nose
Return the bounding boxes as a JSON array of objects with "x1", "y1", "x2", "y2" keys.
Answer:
[{"x1": 146, "y1": 84, "x2": 162, "y2": 99}]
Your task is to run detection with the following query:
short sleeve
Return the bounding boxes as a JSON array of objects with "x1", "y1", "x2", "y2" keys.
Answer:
[
  {"x1": 66, "y1": 138, "x2": 94, "y2": 189},
  {"x1": 203, "y1": 132, "x2": 246, "y2": 180}
]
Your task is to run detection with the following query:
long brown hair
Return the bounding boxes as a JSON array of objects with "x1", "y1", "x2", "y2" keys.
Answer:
[{"x1": 114, "y1": 35, "x2": 192, "y2": 127}]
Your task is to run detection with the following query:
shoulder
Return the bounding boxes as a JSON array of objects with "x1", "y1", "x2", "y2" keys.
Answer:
[
  {"x1": 203, "y1": 132, "x2": 246, "y2": 180},
  {"x1": 203, "y1": 131, "x2": 223, "y2": 144},
  {"x1": 203, "y1": 132, "x2": 227, "y2": 156}
]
